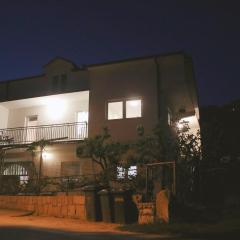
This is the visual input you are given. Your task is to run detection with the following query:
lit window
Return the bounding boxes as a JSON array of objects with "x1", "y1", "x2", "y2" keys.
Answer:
[
  {"x1": 117, "y1": 166, "x2": 137, "y2": 179},
  {"x1": 128, "y1": 166, "x2": 137, "y2": 177},
  {"x1": 168, "y1": 109, "x2": 172, "y2": 126},
  {"x1": 126, "y1": 99, "x2": 142, "y2": 118},
  {"x1": 77, "y1": 111, "x2": 88, "y2": 123},
  {"x1": 117, "y1": 166, "x2": 125, "y2": 179},
  {"x1": 108, "y1": 101, "x2": 123, "y2": 120}
]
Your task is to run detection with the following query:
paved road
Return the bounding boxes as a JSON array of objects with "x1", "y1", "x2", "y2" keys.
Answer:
[
  {"x1": 0, "y1": 209, "x2": 174, "y2": 240},
  {"x1": 0, "y1": 226, "x2": 172, "y2": 240}
]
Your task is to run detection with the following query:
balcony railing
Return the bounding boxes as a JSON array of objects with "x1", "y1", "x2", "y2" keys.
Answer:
[{"x1": 0, "y1": 122, "x2": 88, "y2": 145}]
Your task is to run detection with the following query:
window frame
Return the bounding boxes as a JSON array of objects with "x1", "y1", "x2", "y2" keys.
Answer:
[
  {"x1": 107, "y1": 97, "x2": 143, "y2": 120},
  {"x1": 107, "y1": 99, "x2": 124, "y2": 120},
  {"x1": 125, "y1": 98, "x2": 142, "y2": 119}
]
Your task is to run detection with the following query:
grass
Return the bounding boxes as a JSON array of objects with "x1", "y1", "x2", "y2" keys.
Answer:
[{"x1": 118, "y1": 212, "x2": 240, "y2": 239}]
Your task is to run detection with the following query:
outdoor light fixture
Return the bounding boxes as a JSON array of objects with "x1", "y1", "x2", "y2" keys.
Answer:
[
  {"x1": 177, "y1": 115, "x2": 200, "y2": 136},
  {"x1": 42, "y1": 150, "x2": 52, "y2": 161}
]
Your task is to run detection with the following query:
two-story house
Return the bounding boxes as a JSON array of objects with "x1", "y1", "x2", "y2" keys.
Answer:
[{"x1": 0, "y1": 52, "x2": 200, "y2": 182}]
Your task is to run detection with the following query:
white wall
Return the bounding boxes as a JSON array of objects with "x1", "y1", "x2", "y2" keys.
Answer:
[
  {"x1": 7, "y1": 99, "x2": 88, "y2": 128},
  {"x1": 0, "y1": 105, "x2": 9, "y2": 129},
  {"x1": 179, "y1": 115, "x2": 200, "y2": 136}
]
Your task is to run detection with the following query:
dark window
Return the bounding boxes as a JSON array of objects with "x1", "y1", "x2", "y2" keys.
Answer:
[
  {"x1": 51, "y1": 74, "x2": 67, "y2": 92},
  {"x1": 61, "y1": 161, "x2": 80, "y2": 176},
  {"x1": 60, "y1": 74, "x2": 67, "y2": 91},
  {"x1": 52, "y1": 75, "x2": 59, "y2": 91}
]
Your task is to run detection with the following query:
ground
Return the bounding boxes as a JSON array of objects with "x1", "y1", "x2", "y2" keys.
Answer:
[
  {"x1": 0, "y1": 209, "x2": 174, "y2": 240},
  {"x1": 2, "y1": 209, "x2": 239, "y2": 239}
]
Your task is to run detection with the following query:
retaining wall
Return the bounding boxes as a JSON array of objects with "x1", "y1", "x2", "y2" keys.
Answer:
[{"x1": 0, "y1": 194, "x2": 86, "y2": 220}]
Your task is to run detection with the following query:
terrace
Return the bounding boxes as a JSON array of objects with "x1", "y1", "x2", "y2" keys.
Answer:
[{"x1": 0, "y1": 91, "x2": 89, "y2": 145}]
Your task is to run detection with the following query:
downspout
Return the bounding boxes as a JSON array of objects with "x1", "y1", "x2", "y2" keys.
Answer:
[{"x1": 154, "y1": 57, "x2": 164, "y2": 123}]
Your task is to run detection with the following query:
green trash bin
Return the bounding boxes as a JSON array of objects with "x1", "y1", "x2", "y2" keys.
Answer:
[
  {"x1": 98, "y1": 189, "x2": 114, "y2": 223},
  {"x1": 82, "y1": 185, "x2": 102, "y2": 221},
  {"x1": 112, "y1": 189, "x2": 138, "y2": 224}
]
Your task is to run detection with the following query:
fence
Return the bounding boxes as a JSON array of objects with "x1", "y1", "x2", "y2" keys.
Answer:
[{"x1": 0, "y1": 174, "x2": 99, "y2": 195}]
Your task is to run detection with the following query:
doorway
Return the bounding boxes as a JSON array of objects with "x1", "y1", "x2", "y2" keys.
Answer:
[{"x1": 25, "y1": 115, "x2": 38, "y2": 142}]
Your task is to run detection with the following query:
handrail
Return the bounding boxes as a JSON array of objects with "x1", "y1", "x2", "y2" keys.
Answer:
[
  {"x1": 0, "y1": 121, "x2": 88, "y2": 131},
  {"x1": 0, "y1": 121, "x2": 88, "y2": 145}
]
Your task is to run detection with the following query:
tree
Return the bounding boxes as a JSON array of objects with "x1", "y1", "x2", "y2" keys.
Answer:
[
  {"x1": 176, "y1": 123, "x2": 201, "y2": 202},
  {"x1": 130, "y1": 124, "x2": 177, "y2": 165},
  {"x1": 126, "y1": 123, "x2": 201, "y2": 202},
  {"x1": 76, "y1": 127, "x2": 128, "y2": 186}
]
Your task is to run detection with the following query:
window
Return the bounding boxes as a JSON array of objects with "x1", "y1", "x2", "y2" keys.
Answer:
[
  {"x1": 60, "y1": 74, "x2": 67, "y2": 91},
  {"x1": 117, "y1": 166, "x2": 125, "y2": 179},
  {"x1": 126, "y1": 99, "x2": 142, "y2": 118},
  {"x1": 108, "y1": 101, "x2": 123, "y2": 120},
  {"x1": 128, "y1": 166, "x2": 137, "y2": 177},
  {"x1": 168, "y1": 108, "x2": 172, "y2": 126},
  {"x1": 117, "y1": 166, "x2": 137, "y2": 179},
  {"x1": 52, "y1": 74, "x2": 67, "y2": 91},
  {"x1": 61, "y1": 161, "x2": 80, "y2": 176},
  {"x1": 52, "y1": 75, "x2": 59, "y2": 91},
  {"x1": 77, "y1": 111, "x2": 88, "y2": 123},
  {"x1": 76, "y1": 111, "x2": 88, "y2": 137}
]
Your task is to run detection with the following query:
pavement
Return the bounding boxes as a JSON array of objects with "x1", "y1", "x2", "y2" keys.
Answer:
[{"x1": 0, "y1": 209, "x2": 175, "y2": 240}]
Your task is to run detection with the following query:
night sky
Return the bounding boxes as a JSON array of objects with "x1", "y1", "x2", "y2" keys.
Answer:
[{"x1": 0, "y1": 0, "x2": 239, "y2": 106}]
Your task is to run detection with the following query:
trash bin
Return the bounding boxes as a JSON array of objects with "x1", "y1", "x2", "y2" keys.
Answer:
[
  {"x1": 112, "y1": 189, "x2": 126, "y2": 224},
  {"x1": 112, "y1": 189, "x2": 138, "y2": 224},
  {"x1": 98, "y1": 189, "x2": 114, "y2": 223},
  {"x1": 82, "y1": 185, "x2": 102, "y2": 221}
]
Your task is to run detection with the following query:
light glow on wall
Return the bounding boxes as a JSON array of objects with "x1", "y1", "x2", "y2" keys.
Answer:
[
  {"x1": 42, "y1": 150, "x2": 53, "y2": 161},
  {"x1": 46, "y1": 98, "x2": 67, "y2": 120},
  {"x1": 177, "y1": 115, "x2": 200, "y2": 135}
]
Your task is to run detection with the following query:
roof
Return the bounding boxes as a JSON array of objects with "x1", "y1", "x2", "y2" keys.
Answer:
[
  {"x1": 0, "y1": 51, "x2": 189, "y2": 83},
  {"x1": 86, "y1": 51, "x2": 188, "y2": 68}
]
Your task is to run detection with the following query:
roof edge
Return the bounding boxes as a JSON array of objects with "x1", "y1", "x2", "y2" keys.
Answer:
[{"x1": 86, "y1": 51, "x2": 188, "y2": 68}]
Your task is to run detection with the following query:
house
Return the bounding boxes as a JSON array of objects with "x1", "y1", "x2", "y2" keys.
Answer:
[{"x1": 0, "y1": 52, "x2": 200, "y2": 182}]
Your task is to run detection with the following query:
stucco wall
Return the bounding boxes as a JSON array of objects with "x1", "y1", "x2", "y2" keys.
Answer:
[
  {"x1": 0, "y1": 195, "x2": 86, "y2": 219},
  {"x1": 88, "y1": 59, "x2": 159, "y2": 142},
  {"x1": 6, "y1": 99, "x2": 88, "y2": 128},
  {"x1": 4, "y1": 143, "x2": 98, "y2": 177},
  {"x1": 0, "y1": 105, "x2": 9, "y2": 129}
]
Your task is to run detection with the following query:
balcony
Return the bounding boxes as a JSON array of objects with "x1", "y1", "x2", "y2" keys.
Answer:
[{"x1": 0, "y1": 122, "x2": 88, "y2": 145}]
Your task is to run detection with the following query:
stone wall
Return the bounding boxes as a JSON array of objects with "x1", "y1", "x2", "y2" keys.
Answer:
[
  {"x1": 137, "y1": 202, "x2": 155, "y2": 224},
  {"x1": 156, "y1": 190, "x2": 170, "y2": 223},
  {"x1": 0, "y1": 194, "x2": 86, "y2": 220}
]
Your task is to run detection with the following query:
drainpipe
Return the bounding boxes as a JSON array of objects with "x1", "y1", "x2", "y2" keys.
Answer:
[{"x1": 154, "y1": 57, "x2": 164, "y2": 124}]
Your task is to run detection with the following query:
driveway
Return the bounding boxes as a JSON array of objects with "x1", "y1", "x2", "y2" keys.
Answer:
[{"x1": 0, "y1": 209, "x2": 174, "y2": 240}]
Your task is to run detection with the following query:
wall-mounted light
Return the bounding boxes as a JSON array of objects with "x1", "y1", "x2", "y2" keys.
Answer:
[{"x1": 42, "y1": 150, "x2": 52, "y2": 161}]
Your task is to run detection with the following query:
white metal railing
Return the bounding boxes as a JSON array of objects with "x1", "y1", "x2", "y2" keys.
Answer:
[{"x1": 0, "y1": 122, "x2": 88, "y2": 145}]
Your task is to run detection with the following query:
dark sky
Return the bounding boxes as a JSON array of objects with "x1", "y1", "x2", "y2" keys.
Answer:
[{"x1": 0, "y1": 0, "x2": 239, "y2": 106}]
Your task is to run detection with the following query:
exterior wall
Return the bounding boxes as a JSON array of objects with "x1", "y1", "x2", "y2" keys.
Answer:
[
  {"x1": 4, "y1": 143, "x2": 98, "y2": 177},
  {"x1": 0, "y1": 195, "x2": 86, "y2": 219},
  {"x1": 0, "y1": 53, "x2": 200, "y2": 179},
  {"x1": 88, "y1": 59, "x2": 159, "y2": 142},
  {"x1": 0, "y1": 61, "x2": 89, "y2": 102},
  {"x1": 6, "y1": 98, "x2": 88, "y2": 128},
  {"x1": 0, "y1": 105, "x2": 8, "y2": 129},
  {"x1": 158, "y1": 55, "x2": 187, "y2": 116}
]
